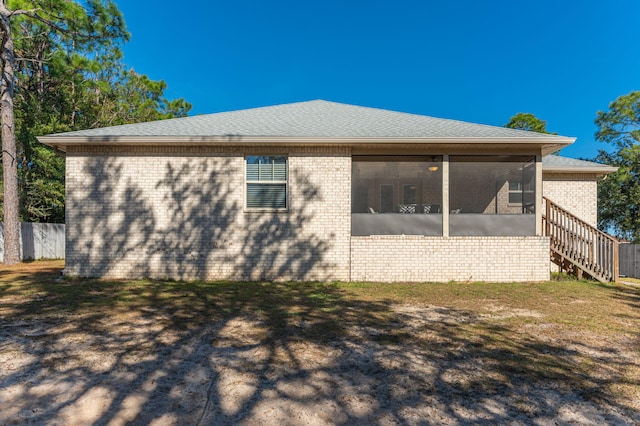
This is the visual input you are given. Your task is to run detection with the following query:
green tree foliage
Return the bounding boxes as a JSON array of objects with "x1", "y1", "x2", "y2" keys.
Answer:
[
  {"x1": 1, "y1": 0, "x2": 190, "y2": 224},
  {"x1": 504, "y1": 113, "x2": 555, "y2": 134},
  {"x1": 594, "y1": 91, "x2": 640, "y2": 242},
  {"x1": 88, "y1": 64, "x2": 191, "y2": 128}
]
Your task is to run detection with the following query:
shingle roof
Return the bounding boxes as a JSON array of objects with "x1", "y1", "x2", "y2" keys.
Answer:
[
  {"x1": 47, "y1": 100, "x2": 566, "y2": 139},
  {"x1": 542, "y1": 155, "x2": 617, "y2": 174}
]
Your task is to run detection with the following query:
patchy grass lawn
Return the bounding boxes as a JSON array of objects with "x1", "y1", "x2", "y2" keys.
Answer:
[
  {"x1": 621, "y1": 276, "x2": 640, "y2": 285},
  {"x1": 1, "y1": 260, "x2": 639, "y2": 425}
]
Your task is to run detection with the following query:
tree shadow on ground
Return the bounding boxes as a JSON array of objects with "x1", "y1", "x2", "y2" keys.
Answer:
[
  {"x1": 612, "y1": 283, "x2": 640, "y2": 310},
  {"x1": 14, "y1": 153, "x2": 637, "y2": 423},
  {"x1": 1, "y1": 267, "x2": 638, "y2": 425}
]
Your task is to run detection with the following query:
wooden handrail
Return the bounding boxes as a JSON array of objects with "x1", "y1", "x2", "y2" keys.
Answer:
[{"x1": 542, "y1": 197, "x2": 618, "y2": 282}]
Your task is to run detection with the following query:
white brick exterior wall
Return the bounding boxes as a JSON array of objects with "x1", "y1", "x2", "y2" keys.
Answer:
[
  {"x1": 64, "y1": 148, "x2": 598, "y2": 282},
  {"x1": 351, "y1": 236, "x2": 551, "y2": 282},
  {"x1": 65, "y1": 146, "x2": 351, "y2": 281},
  {"x1": 542, "y1": 172, "x2": 601, "y2": 273},
  {"x1": 543, "y1": 173, "x2": 599, "y2": 227}
]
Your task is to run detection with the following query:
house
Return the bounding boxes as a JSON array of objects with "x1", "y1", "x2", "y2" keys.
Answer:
[{"x1": 38, "y1": 100, "x2": 618, "y2": 282}]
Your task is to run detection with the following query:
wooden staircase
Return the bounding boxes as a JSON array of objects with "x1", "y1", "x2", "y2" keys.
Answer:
[{"x1": 542, "y1": 197, "x2": 619, "y2": 283}]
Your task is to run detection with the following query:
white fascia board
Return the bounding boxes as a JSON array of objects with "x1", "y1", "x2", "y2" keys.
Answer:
[
  {"x1": 38, "y1": 135, "x2": 575, "y2": 151},
  {"x1": 542, "y1": 165, "x2": 618, "y2": 174}
]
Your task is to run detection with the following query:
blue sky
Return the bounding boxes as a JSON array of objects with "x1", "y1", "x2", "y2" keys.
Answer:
[{"x1": 115, "y1": 1, "x2": 640, "y2": 159}]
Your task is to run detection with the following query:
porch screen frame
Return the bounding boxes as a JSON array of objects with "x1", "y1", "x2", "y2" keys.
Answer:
[
  {"x1": 448, "y1": 155, "x2": 538, "y2": 237},
  {"x1": 351, "y1": 155, "x2": 443, "y2": 236}
]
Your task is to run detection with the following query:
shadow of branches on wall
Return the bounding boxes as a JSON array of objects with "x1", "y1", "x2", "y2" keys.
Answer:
[{"x1": 68, "y1": 155, "x2": 336, "y2": 280}]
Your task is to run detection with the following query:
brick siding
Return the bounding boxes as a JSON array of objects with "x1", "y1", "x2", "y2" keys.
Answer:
[
  {"x1": 543, "y1": 173, "x2": 599, "y2": 227},
  {"x1": 64, "y1": 148, "x2": 595, "y2": 282},
  {"x1": 65, "y1": 146, "x2": 351, "y2": 281},
  {"x1": 351, "y1": 236, "x2": 551, "y2": 282},
  {"x1": 542, "y1": 172, "x2": 601, "y2": 272}
]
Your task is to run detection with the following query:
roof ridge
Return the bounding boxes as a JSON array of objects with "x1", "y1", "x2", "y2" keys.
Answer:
[{"x1": 286, "y1": 100, "x2": 565, "y2": 139}]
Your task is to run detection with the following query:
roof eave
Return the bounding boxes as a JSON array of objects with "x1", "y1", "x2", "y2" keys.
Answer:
[
  {"x1": 542, "y1": 166, "x2": 618, "y2": 175},
  {"x1": 38, "y1": 135, "x2": 574, "y2": 155}
]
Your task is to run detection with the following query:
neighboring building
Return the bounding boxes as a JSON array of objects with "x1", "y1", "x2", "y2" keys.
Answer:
[{"x1": 38, "y1": 100, "x2": 617, "y2": 282}]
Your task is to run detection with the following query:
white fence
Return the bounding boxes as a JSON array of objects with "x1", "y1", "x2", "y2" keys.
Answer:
[{"x1": 0, "y1": 222, "x2": 65, "y2": 261}]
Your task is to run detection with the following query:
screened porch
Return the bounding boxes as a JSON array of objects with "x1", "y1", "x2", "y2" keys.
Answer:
[{"x1": 351, "y1": 155, "x2": 538, "y2": 237}]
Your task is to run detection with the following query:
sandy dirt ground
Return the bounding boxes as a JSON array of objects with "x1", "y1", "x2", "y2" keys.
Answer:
[{"x1": 1, "y1": 300, "x2": 639, "y2": 425}]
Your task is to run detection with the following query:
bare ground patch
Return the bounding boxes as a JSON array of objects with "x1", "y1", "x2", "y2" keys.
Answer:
[{"x1": 0, "y1": 261, "x2": 639, "y2": 425}]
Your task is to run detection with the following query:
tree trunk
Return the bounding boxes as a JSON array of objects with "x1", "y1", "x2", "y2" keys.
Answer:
[{"x1": 0, "y1": 6, "x2": 20, "y2": 265}]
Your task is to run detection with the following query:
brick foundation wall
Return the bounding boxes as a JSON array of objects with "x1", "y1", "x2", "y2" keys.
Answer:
[
  {"x1": 351, "y1": 236, "x2": 551, "y2": 282},
  {"x1": 65, "y1": 146, "x2": 351, "y2": 281}
]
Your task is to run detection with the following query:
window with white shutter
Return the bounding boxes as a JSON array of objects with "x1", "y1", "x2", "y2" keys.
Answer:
[{"x1": 245, "y1": 156, "x2": 287, "y2": 210}]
